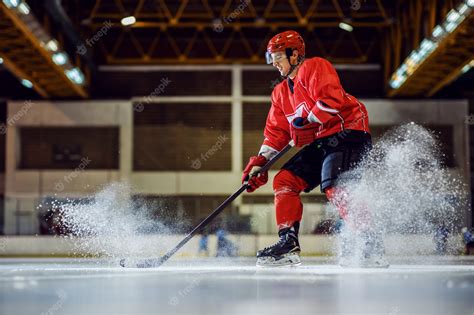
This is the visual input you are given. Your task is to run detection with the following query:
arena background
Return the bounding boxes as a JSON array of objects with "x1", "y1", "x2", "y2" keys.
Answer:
[
  {"x1": 0, "y1": 0, "x2": 472, "y2": 255},
  {"x1": 1, "y1": 1, "x2": 474, "y2": 315}
]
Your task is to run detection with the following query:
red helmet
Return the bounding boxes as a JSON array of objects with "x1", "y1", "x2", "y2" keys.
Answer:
[{"x1": 266, "y1": 30, "x2": 305, "y2": 64}]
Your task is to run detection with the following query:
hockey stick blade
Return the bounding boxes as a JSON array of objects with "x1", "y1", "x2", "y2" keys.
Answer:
[{"x1": 120, "y1": 257, "x2": 166, "y2": 268}]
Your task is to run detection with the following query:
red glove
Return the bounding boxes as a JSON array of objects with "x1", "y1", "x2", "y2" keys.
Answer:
[
  {"x1": 242, "y1": 155, "x2": 268, "y2": 192},
  {"x1": 290, "y1": 117, "x2": 320, "y2": 147}
]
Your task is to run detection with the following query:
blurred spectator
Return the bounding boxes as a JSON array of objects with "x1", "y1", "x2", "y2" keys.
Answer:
[
  {"x1": 434, "y1": 225, "x2": 449, "y2": 255},
  {"x1": 312, "y1": 219, "x2": 342, "y2": 235},
  {"x1": 462, "y1": 227, "x2": 474, "y2": 255},
  {"x1": 216, "y1": 228, "x2": 237, "y2": 257},
  {"x1": 38, "y1": 205, "x2": 64, "y2": 235},
  {"x1": 198, "y1": 231, "x2": 209, "y2": 257}
]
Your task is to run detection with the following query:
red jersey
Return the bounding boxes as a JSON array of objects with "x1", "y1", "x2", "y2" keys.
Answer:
[{"x1": 259, "y1": 57, "x2": 370, "y2": 158}]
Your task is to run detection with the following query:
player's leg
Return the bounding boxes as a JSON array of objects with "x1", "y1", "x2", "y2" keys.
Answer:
[
  {"x1": 321, "y1": 130, "x2": 389, "y2": 268},
  {"x1": 256, "y1": 169, "x2": 307, "y2": 267},
  {"x1": 256, "y1": 144, "x2": 324, "y2": 267}
]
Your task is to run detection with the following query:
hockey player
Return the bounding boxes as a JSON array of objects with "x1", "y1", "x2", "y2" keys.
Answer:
[{"x1": 242, "y1": 30, "x2": 388, "y2": 267}]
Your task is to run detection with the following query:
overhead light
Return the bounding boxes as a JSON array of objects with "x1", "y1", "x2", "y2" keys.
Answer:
[
  {"x1": 458, "y1": 3, "x2": 469, "y2": 14},
  {"x1": 45, "y1": 40, "x2": 59, "y2": 52},
  {"x1": 65, "y1": 68, "x2": 85, "y2": 85},
  {"x1": 446, "y1": 9, "x2": 461, "y2": 22},
  {"x1": 121, "y1": 16, "x2": 136, "y2": 26},
  {"x1": 389, "y1": 76, "x2": 404, "y2": 89},
  {"x1": 3, "y1": 0, "x2": 30, "y2": 13},
  {"x1": 17, "y1": 2, "x2": 30, "y2": 14},
  {"x1": 0, "y1": 57, "x2": 3, "y2": 64},
  {"x1": 338, "y1": 22, "x2": 353, "y2": 32},
  {"x1": 2, "y1": 0, "x2": 19, "y2": 8},
  {"x1": 389, "y1": 0, "x2": 473, "y2": 90},
  {"x1": 52, "y1": 52, "x2": 68, "y2": 65},
  {"x1": 419, "y1": 39, "x2": 437, "y2": 55},
  {"x1": 431, "y1": 25, "x2": 446, "y2": 40},
  {"x1": 461, "y1": 64, "x2": 470, "y2": 74},
  {"x1": 21, "y1": 79, "x2": 33, "y2": 88},
  {"x1": 461, "y1": 60, "x2": 474, "y2": 74}
]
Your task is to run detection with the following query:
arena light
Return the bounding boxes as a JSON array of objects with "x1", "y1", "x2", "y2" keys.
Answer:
[
  {"x1": 21, "y1": 79, "x2": 33, "y2": 88},
  {"x1": 121, "y1": 16, "x2": 136, "y2": 26},
  {"x1": 389, "y1": 0, "x2": 473, "y2": 90},
  {"x1": 17, "y1": 2, "x2": 29, "y2": 14},
  {"x1": 458, "y1": 3, "x2": 470, "y2": 15},
  {"x1": 65, "y1": 68, "x2": 85, "y2": 85},
  {"x1": 431, "y1": 25, "x2": 445, "y2": 39},
  {"x1": 338, "y1": 22, "x2": 353, "y2": 32},
  {"x1": 45, "y1": 40, "x2": 58, "y2": 52},
  {"x1": 52, "y1": 52, "x2": 68, "y2": 66},
  {"x1": 3, "y1": 0, "x2": 31, "y2": 14},
  {"x1": 461, "y1": 60, "x2": 474, "y2": 74},
  {"x1": 2, "y1": 0, "x2": 19, "y2": 8}
]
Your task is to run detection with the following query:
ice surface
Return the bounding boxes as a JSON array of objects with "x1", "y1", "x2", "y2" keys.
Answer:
[{"x1": 1, "y1": 257, "x2": 473, "y2": 315}]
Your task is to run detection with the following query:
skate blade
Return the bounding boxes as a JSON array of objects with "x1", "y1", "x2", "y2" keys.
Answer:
[
  {"x1": 359, "y1": 261, "x2": 390, "y2": 268},
  {"x1": 340, "y1": 258, "x2": 390, "y2": 268},
  {"x1": 256, "y1": 253, "x2": 301, "y2": 267}
]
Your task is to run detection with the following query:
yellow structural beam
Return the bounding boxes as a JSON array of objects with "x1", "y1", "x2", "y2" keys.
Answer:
[{"x1": 0, "y1": 3, "x2": 88, "y2": 98}]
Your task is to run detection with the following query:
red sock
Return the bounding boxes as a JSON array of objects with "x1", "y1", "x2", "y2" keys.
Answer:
[
  {"x1": 273, "y1": 169, "x2": 308, "y2": 230},
  {"x1": 325, "y1": 186, "x2": 348, "y2": 219},
  {"x1": 325, "y1": 186, "x2": 371, "y2": 231}
]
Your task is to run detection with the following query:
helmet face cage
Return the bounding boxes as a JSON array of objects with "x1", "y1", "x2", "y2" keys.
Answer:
[
  {"x1": 265, "y1": 51, "x2": 287, "y2": 64},
  {"x1": 266, "y1": 48, "x2": 302, "y2": 65},
  {"x1": 265, "y1": 51, "x2": 273, "y2": 64}
]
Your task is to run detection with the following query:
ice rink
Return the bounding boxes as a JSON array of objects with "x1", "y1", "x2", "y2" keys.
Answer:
[{"x1": 1, "y1": 257, "x2": 473, "y2": 315}]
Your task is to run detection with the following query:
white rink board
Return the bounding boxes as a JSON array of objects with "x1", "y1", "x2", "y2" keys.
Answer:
[{"x1": 0, "y1": 234, "x2": 464, "y2": 257}]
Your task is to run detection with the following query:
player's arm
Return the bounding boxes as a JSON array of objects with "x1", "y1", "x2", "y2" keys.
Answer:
[
  {"x1": 259, "y1": 93, "x2": 291, "y2": 159},
  {"x1": 305, "y1": 58, "x2": 346, "y2": 125},
  {"x1": 242, "y1": 93, "x2": 290, "y2": 192}
]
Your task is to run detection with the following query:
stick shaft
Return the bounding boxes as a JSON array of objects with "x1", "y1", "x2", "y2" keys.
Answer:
[{"x1": 143, "y1": 142, "x2": 294, "y2": 267}]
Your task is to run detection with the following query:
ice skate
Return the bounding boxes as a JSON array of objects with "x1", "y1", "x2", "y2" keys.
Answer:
[
  {"x1": 359, "y1": 230, "x2": 389, "y2": 268},
  {"x1": 256, "y1": 223, "x2": 301, "y2": 267},
  {"x1": 338, "y1": 229, "x2": 357, "y2": 267}
]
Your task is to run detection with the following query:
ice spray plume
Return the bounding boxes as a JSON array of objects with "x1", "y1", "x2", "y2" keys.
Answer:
[
  {"x1": 47, "y1": 183, "x2": 179, "y2": 261},
  {"x1": 332, "y1": 123, "x2": 467, "y2": 264}
]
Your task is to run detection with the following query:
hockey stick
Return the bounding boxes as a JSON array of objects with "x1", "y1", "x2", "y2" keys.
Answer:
[{"x1": 120, "y1": 141, "x2": 294, "y2": 268}]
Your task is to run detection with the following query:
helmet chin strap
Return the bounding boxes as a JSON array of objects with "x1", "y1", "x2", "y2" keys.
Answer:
[
  {"x1": 281, "y1": 49, "x2": 304, "y2": 79},
  {"x1": 282, "y1": 61, "x2": 299, "y2": 79}
]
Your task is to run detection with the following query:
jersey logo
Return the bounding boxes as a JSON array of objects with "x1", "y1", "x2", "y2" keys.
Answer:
[{"x1": 285, "y1": 102, "x2": 309, "y2": 123}]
